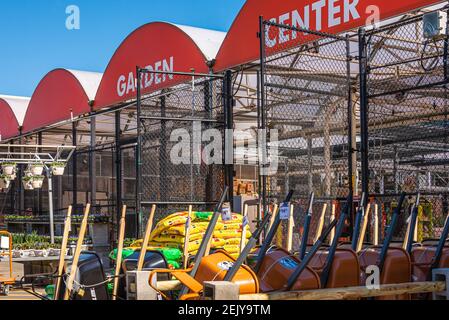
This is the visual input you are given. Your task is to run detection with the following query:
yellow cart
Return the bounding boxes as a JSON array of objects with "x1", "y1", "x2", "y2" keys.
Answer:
[{"x1": 0, "y1": 231, "x2": 14, "y2": 296}]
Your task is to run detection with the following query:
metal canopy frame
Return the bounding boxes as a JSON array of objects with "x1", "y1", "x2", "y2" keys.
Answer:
[{"x1": 0, "y1": 144, "x2": 76, "y2": 243}]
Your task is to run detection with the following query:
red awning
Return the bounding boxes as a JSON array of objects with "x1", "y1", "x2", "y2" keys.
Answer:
[
  {"x1": 0, "y1": 98, "x2": 20, "y2": 140},
  {"x1": 214, "y1": 0, "x2": 444, "y2": 71},
  {"x1": 22, "y1": 69, "x2": 102, "y2": 133},
  {"x1": 94, "y1": 22, "x2": 225, "y2": 109}
]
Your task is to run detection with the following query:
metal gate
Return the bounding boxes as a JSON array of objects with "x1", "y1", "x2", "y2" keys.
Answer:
[
  {"x1": 135, "y1": 70, "x2": 233, "y2": 235},
  {"x1": 258, "y1": 19, "x2": 354, "y2": 248},
  {"x1": 359, "y1": 8, "x2": 449, "y2": 239}
]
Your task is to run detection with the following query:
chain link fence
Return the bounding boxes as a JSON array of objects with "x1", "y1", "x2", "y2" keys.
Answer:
[
  {"x1": 259, "y1": 21, "x2": 353, "y2": 249},
  {"x1": 138, "y1": 74, "x2": 227, "y2": 225},
  {"x1": 363, "y1": 10, "x2": 449, "y2": 238}
]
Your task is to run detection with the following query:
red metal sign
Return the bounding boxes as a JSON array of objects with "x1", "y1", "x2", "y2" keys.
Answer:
[
  {"x1": 214, "y1": 0, "x2": 444, "y2": 71},
  {"x1": 94, "y1": 22, "x2": 211, "y2": 110}
]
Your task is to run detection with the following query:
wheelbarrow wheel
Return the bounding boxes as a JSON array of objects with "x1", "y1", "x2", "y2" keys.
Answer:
[{"x1": 1, "y1": 285, "x2": 10, "y2": 296}]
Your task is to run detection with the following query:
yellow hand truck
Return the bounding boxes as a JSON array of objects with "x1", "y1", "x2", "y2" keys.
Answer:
[{"x1": 0, "y1": 231, "x2": 15, "y2": 296}]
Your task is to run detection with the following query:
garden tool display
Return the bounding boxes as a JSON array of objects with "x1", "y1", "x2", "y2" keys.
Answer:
[
  {"x1": 54, "y1": 206, "x2": 72, "y2": 300},
  {"x1": 403, "y1": 194, "x2": 421, "y2": 254},
  {"x1": 307, "y1": 196, "x2": 360, "y2": 289},
  {"x1": 351, "y1": 193, "x2": 366, "y2": 251},
  {"x1": 177, "y1": 187, "x2": 228, "y2": 297},
  {"x1": 63, "y1": 203, "x2": 91, "y2": 300},
  {"x1": 358, "y1": 193, "x2": 412, "y2": 300},
  {"x1": 287, "y1": 198, "x2": 351, "y2": 290},
  {"x1": 314, "y1": 202, "x2": 328, "y2": 243},
  {"x1": 112, "y1": 205, "x2": 127, "y2": 300},
  {"x1": 411, "y1": 211, "x2": 449, "y2": 283},
  {"x1": 148, "y1": 187, "x2": 266, "y2": 300},
  {"x1": 257, "y1": 195, "x2": 356, "y2": 293},
  {"x1": 299, "y1": 193, "x2": 315, "y2": 260},
  {"x1": 253, "y1": 190, "x2": 295, "y2": 274},
  {"x1": 116, "y1": 205, "x2": 167, "y2": 300},
  {"x1": 356, "y1": 202, "x2": 372, "y2": 252}
]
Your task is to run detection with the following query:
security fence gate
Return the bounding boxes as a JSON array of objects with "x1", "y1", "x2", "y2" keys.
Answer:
[
  {"x1": 136, "y1": 70, "x2": 233, "y2": 235},
  {"x1": 258, "y1": 20, "x2": 354, "y2": 249},
  {"x1": 359, "y1": 8, "x2": 449, "y2": 239}
]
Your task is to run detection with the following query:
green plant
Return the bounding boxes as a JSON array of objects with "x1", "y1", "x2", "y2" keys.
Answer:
[
  {"x1": 31, "y1": 163, "x2": 44, "y2": 167},
  {"x1": 50, "y1": 162, "x2": 66, "y2": 168},
  {"x1": 1, "y1": 161, "x2": 16, "y2": 166}
]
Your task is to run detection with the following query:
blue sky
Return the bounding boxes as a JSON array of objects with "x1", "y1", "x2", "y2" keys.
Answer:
[{"x1": 0, "y1": 0, "x2": 245, "y2": 97}]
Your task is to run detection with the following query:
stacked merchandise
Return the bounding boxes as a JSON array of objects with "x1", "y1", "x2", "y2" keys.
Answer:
[{"x1": 110, "y1": 211, "x2": 252, "y2": 269}]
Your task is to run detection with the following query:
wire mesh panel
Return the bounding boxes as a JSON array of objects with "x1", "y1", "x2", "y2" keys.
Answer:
[
  {"x1": 138, "y1": 74, "x2": 226, "y2": 224},
  {"x1": 259, "y1": 21, "x2": 353, "y2": 248},
  {"x1": 261, "y1": 22, "x2": 352, "y2": 201},
  {"x1": 364, "y1": 193, "x2": 449, "y2": 244},
  {"x1": 361, "y1": 10, "x2": 449, "y2": 237}
]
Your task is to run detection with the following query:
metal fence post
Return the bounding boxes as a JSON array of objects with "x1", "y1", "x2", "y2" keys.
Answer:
[
  {"x1": 136, "y1": 66, "x2": 143, "y2": 238},
  {"x1": 89, "y1": 116, "x2": 97, "y2": 211},
  {"x1": 115, "y1": 110, "x2": 122, "y2": 240},
  {"x1": 224, "y1": 70, "x2": 234, "y2": 208},
  {"x1": 258, "y1": 16, "x2": 268, "y2": 229},
  {"x1": 358, "y1": 28, "x2": 370, "y2": 197},
  {"x1": 72, "y1": 122, "x2": 78, "y2": 212}
]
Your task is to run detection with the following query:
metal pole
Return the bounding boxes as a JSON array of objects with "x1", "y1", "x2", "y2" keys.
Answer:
[
  {"x1": 115, "y1": 111, "x2": 122, "y2": 239},
  {"x1": 136, "y1": 67, "x2": 143, "y2": 237},
  {"x1": 346, "y1": 35, "x2": 355, "y2": 221},
  {"x1": 72, "y1": 122, "x2": 78, "y2": 211},
  {"x1": 47, "y1": 168, "x2": 55, "y2": 244},
  {"x1": 19, "y1": 134, "x2": 24, "y2": 214},
  {"x1": 37, "y1": 132, "x2": 43, "y2": 215},
  {"x1": 358, "y1": 28, "x2": 370, "y2": 196},
  {"x1": 307, "y1": 138, "x2": 314, "y2": 194},
  {"x1": 204, "y1": 76, "x2": 214, "y2": 204},
  {"x1": 224, "y1": 70, "x2": 234, "y2": 208},
  {"x1": 160, "y1": 95, "x2": 167, "y2": 203},
  {"x1": 89, "y1": 116, "x2": 97, "y2": 211},
  {"x1": 258, "y1": 15, "x2": 268, "y2": 221}
]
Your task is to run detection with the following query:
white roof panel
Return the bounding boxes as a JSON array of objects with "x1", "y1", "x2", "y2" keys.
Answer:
[
  {"x1": 172, "y1": 23, "x2": 227, "y2": 61},
  {"x1": 0, "y1": 94, "x2": 30, "y2": 125},
  {"x1": 67, "y1": 69, "x2": 103, "y2": 101}
]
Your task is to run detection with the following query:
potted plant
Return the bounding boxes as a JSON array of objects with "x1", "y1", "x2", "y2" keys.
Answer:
[
  {"x1": 0, "y1": 174, "x2": 11, "y2": 189},
  {"x1": 32, "y1": 175, "x2": 45, "y2": 189},
  {"x1": 50, "y1": 162, "x2": 66, "y2": 176},
  {"x1": 30, "y1": 163, "x2": 45, "y2": 176},
  {"x1": 1, "y1": 162, "x2": 16, "y2": 175},
  {"x1": 23, "y1": 176, "x2": 34, "y2": 190}
]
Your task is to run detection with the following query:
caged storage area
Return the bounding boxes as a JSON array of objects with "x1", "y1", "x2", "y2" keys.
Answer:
[
  {"x1": 359, "y1": 10, "x2": 449, "y2": 241},
  {"x1": 2, "y1": 1, "x2": 449, "y2": 302}
]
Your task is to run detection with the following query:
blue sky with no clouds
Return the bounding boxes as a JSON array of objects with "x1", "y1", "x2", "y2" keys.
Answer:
[{"x1": 0, "y1": 0, "x2": 245, "y2": 97}]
